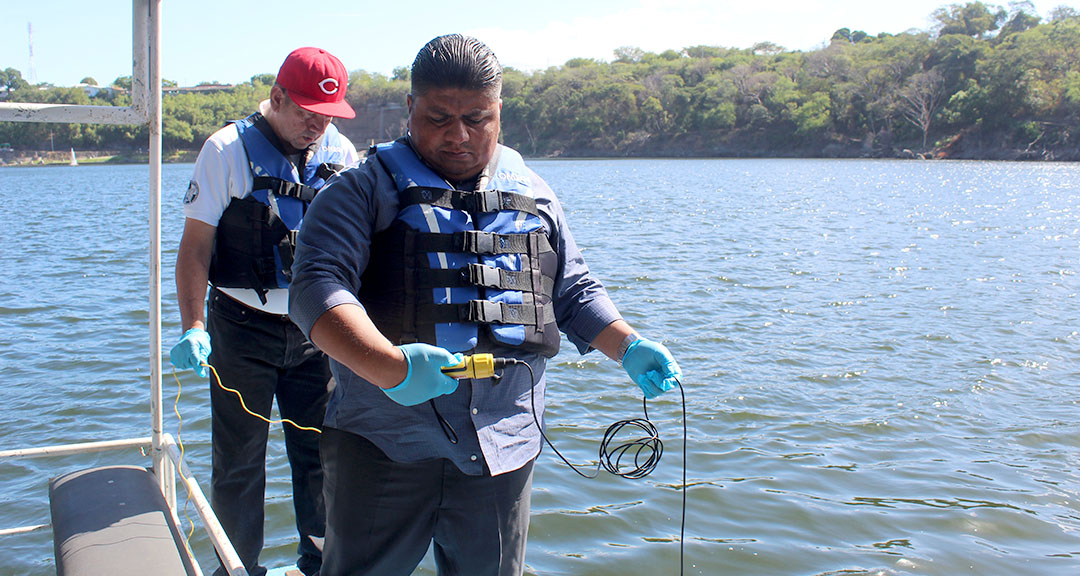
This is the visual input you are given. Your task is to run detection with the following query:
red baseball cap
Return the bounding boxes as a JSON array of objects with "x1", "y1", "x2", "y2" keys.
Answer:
[{"x1": 276, "y1": 47, "x2": 355, "y2": 119}]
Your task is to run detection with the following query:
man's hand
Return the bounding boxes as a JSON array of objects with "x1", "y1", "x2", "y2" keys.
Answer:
[
  {"x1": 170, "y1": 327, "x2": 212, "y2": 378},
  {"x1": 382, "y1": 343, "x2": 462, "y2": 406},
  {"x1": 622, "y1": 338, "x2": 681, "y2": 399}
]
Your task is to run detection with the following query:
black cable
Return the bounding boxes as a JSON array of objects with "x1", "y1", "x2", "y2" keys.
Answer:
[
  {"x1": 676, "y1": 378, "x2": 686, "y2": 575},
  {"x1": 509, "y1": 358, "x2": 687, "y2": 576},
  {"x1": 430, "y1": 399, "x2": 459, "y2": 444}
]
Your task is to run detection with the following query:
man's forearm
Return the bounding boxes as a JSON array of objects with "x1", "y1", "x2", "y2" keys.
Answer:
[
  {"x1": 175, "y1": 218, "x2": 216, "y2": 332},
  {"x1": 177, "y1": 294, "x2": 208, "y2": 331},
  {"x1": 590, "y1": 319, "x2": 637, "y2": 362},
  {"x1": 176, "y1": 259, "x2": 209, "y2": 331},
  {"x1": 308, "y1": 303, "x2": 408, "y2": 389}
]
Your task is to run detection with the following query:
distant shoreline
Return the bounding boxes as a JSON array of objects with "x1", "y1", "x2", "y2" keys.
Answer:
[
  {"x1": 0, "y1": 149, "x2": 199, "y2": 167},
  {"x1": 1, "y1": 148, "x2": 1071, "y2": 167}
]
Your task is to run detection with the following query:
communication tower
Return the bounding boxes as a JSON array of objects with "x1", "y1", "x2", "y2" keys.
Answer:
[{"x1": 27, "y1": 22, "x2": 37, "y2": 84}]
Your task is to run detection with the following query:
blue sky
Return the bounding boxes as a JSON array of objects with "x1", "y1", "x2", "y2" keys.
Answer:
[{"x1": 2, "y1": 0, "x2": 1077, "y2": 87}]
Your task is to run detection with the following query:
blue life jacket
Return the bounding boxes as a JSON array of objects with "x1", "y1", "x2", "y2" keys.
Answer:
[
  {"x1": 209, "y1": 112, "x2": 349, "y2": 302},
  {"x1": 358, "y1": 139, "x2": 560, "y2": 357}
]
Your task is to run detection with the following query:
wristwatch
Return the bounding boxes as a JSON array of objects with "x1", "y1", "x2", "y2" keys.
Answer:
[{"x1": 616, "y1": 333, "x2": 640, "y2": 366}]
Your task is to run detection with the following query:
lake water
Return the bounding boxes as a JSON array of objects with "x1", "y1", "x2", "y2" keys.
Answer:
[{"x1": 1, "y1": 158, "x2": 1078, "y2": 575}]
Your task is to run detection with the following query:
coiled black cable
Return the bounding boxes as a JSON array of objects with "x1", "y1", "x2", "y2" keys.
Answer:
[{"x1": 509, "y1": 358, "x2": 687, "y2": 576}]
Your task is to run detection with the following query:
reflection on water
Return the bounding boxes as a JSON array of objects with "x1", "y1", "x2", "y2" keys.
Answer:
[{"x1": 2, "y1": 159, "x2": 1079, "y2": 575}]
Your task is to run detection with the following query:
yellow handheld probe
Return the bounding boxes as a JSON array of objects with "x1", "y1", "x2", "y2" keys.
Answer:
[{"x1": 441, "y1": 354, "x2": 509, "y2": 379}]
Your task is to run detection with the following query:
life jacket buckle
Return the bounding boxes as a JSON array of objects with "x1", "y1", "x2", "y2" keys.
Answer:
[
  {"x1": 466, "y1": 263, "x2": 501, "y2": 288},
  {"x1": 474, "y1": 190, "x2": 501, "y2": 213},
  {"x1": 461, "y1": 230, "x2": 494, "y2": 254},
  {"x1": 466, "y1": 299, "x2": 503, "y2": 324},
  {"x1": 315, "y1": 162, "x2": 345, "y2": 182}
]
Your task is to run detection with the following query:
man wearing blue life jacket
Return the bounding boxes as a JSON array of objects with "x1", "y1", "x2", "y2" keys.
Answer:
[
  {"x1": 169, "y1": 47, "x2": 359, "y2": 576},
  {"x1": 288, "y1": 34, "x2": 681, "y2": 576}
]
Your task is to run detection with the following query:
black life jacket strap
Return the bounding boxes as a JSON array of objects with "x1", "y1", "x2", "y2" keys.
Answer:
[
  {"x1": 414, "y1": 229, "x2": 553, "y2": 256},
  {"x1": 247, "y1": 201, "x2": 267, "y2": 304},
  {"x1": 252, "y1": 176, "x2": 319, "y2": 203},
  {"x1": 250, "y1": 281, "x2": 269, "y2": 305},
  {"x1": 420, "y1": 298, "x2": 556, "y2": 327},
  {"x1": 316, "y1": 162, "x2": 345, "y2": 181},
  {"x1": 276, "y1": 229, "x2": 299, "y2": 283},
  {"x1": 401, "y1": 187, "x2": 540, "y2": 216},
  {"x1": 417, "y1": 263, "x2": 554, "y2": 297},
  {"x1": 399, "y1": 229, "x2": 419, "y2": 344},
  {"x1": 251, "y1": 203, "x2": 293, "y2": 298}
]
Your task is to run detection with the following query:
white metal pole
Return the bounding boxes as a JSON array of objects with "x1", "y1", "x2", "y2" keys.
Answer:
[
  {"x1": 145, "y1": 0, "x2": 169, "y2": 506},
  {"x1": 163, "y1": 436, "x2": 248, "y2": 576},
  {"x1": 0, "y1": 437, "x2": 152, "y2": 460},
  {"x1": 131, "y1": 0, "x2": 148, "y2": 119},
  {"x1": 0, "y1": 103, "x2": 144, "y2": 124}
]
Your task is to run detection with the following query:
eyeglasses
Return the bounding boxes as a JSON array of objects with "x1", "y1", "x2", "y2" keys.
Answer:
[{"x1": 280, "y1": 88, "x2": 328, "y2": 123}]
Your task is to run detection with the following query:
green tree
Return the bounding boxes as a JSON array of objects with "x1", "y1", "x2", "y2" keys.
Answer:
[
  {"x1": 791, "y1": 92, "x2": 833, "y2": 136},
  {"x1": 1, "y1": 68, "x2": 29, "y2": 92},
  {"x1": 752, "y1": 41, "x2": 785, "y2": 56},
  {"x1": 614, "y1": 46, "x2": 645, "y2": 63},
  {"x1": 250, "y1": 73, "x2": 276, "y2": 87},
  {"x1": 1049, "y1": 5, "x2": 1079, "y2": 21},
  {"x1": 932, "y1": 2, "x2": 1007, "y2": 37},
  {"x1": 998, "y1": 1, "x2": 1041, "y2": 38},
  {"x1": 927, "y1": 33, "x2": 985, "y2": 94}
]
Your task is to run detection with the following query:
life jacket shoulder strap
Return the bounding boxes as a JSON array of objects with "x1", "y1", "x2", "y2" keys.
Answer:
[
  {"x1": 251, "y1": 176, "x2": 319, "y2": 203},
  {"x1": 251, "y1": 158, "x2": 344, "y2": 204}
]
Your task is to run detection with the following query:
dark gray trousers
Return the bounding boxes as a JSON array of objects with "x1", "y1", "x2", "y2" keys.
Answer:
[{"x1": 319, "y1": 427, "x2": 534, "y2": 576}]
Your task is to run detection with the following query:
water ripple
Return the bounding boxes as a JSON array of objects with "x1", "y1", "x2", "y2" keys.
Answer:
[{"x1": 6, "y1": 160, "x2": 1080, "y2": 575}]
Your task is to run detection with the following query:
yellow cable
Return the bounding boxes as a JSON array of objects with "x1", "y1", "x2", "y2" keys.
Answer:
[
  {"x1": 164, "y1": 358, "x2": 321, "y2": 553},
  {"x1": 203, "y1": 363, "x2": 322, "y2": 434},
  {"x1": 167, "y1": 360, "x2": 323, "y2": 543},
  {"x1": 170, "y1": 367, "x2": 197, "y2": 542}
]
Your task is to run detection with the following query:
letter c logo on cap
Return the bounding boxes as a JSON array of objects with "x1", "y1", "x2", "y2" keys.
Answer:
[{"x1": 319, "y1": 77, "x2": 339, "y2": 95}]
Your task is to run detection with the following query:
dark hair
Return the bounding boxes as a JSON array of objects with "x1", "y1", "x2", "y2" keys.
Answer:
[{"x1": 411, "y1": 34, "x2": 502, "y2": 98}]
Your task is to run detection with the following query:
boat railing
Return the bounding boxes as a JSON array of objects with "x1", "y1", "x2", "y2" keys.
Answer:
[
  {"x1": 0, "y1": 1, "x2": 245, "y2": 574},
  {"x1": 0, "y1": 435, "x2": 245, "y2": 575}
]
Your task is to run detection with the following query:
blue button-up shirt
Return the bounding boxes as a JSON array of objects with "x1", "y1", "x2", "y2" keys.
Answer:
[{"x1": 288, "y1": 145, "x2": 621, "y2": 476}]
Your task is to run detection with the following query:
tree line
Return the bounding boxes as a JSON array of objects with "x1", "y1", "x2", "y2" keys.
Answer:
[{"x1": 2, "y1": 2, "x2": 1078, "y2": 160}]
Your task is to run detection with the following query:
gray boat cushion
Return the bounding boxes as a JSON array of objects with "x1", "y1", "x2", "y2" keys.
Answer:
[{"x1": 49, "y1": 465, "x2": 196, "y2": 576}]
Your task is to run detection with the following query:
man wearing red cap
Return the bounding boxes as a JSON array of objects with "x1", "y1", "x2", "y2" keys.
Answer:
[{"x1": 170, "y1": 47, "x2": 358, "y2": 576}]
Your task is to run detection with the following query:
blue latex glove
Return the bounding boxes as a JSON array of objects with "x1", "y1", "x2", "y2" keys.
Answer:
[
  {"x1": 622, "y1": 337, "x2": 681, "y2": 399},
  {"x1": 169, "y1": 327, "x2": 211, "y2": 378},
  {"x1": 383, "y1": 343, "x2": 462, "y2": 406}
]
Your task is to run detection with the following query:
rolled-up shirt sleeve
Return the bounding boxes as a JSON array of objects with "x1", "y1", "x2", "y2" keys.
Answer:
[{"x1": 288, "y1": 166, "x2": 379, "y2": 338}]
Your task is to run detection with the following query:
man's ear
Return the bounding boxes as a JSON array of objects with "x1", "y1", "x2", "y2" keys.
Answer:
[{"x1": 269, "y1": 84, "x2": 286, "y2": 112}]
